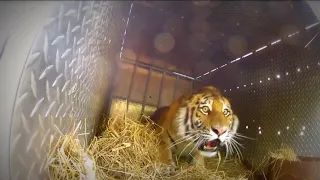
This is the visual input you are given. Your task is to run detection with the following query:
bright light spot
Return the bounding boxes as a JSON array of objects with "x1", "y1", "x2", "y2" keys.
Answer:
[
  {"x1": 256, "y1": 45, "x2": 267, "y2": 52},
  {"x1": 231, "y1": 57, "x2": 241, "y2": 63},
  {"x1": 181, "y1": 16, "x2": 184, "y2": 19},
  {"x1": 307, "y1": 66, "x2": 309, "y2": 69},
  {"x1": 237, "y1": 86, "x2": 239, "y2": 89},
  {"x1": 246, "y1": 126, "x2": 248, "y2": 129},
  {"x1": 230, "y1": 89, "x2": 232, "y2": 91},
  {"x1": 253, "y1": 120, "x2": 255, "y2": 122},
  {"x1": 203, "y1": 72, "x2": 209, "y2": 76},
  {"x1": 286, "y1": 72, "x2": 289, "y2": 75},
  {"x1": 259, "y1": 130, "x2": 262, "y2": 134},
  {"x1": 224, "y1": 90, "x2": 226, "y2": 92},
  {"x1": 220, "y1": 64, "x2": 227, "y2": 68},
  {"x1": 302, "y1": 126, "x2": 306, "y2": 130},
  {"x1": 260, "y1": 80, "x2": 262, "y2": 83},
  {"x1": 244, "y1": 85, "x2": 246, "y2": 87},
  {"x1": 300, "y1": 131, "x2": 304, "y2": 136},
  {"x1": 258, "y1": 127, "x2": 261, "y2": 130},
  {"x1": 243, "y1": 52, "x2": 253, "y2": 58},
  {"x1": 286, "y1": 126, "x2": 290, "y2": 130},
  {"x1": 211, "y1": 68, "x2": 218, "y2": 72},
  {"x1": 119, "y1": 2, "x2": 134, "y2": 59},
  {"x1": 305, "y1": 22, "x2": 320, "y2": 30},
  {"x1": 271, "y1": 39, "x2": 281, "y2": 45},
  {"x1": 297, "y1": 68, "x2": 301, "y2": 72},
  {"x1": 276, "y1": 74, "x2": 280, "y2": 79},
  {"x1": 251, "y1": 82, "x2": 253, "y2": 85},
  {"x1": 268, "y1": 77, "x2": 270, "y2": 81},
  {"x1": 172, "y1": 72, "x2": 195, "y2": 80},
  {"x1": 277, "y1": 131, "x2": 281, "y2": 135},
  {"x1": 305, "y1": 32, "x2": 320, "y2": 48},
  {"x1": 288, "y1": 32, "x2": 297, "y2": 38}
]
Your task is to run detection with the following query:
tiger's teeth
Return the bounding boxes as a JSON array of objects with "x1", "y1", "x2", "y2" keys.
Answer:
[{"x1": 204, "y1": 145, "x2": 217, "y2": 150}]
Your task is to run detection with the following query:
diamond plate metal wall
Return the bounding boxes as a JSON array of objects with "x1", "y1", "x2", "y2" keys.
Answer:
[
  {"x1": 0, "y1": 1, "x2": 131, "y2": 180},
  {"x1": 204, "y1": 25, "x2": 320, "y2": 168}
]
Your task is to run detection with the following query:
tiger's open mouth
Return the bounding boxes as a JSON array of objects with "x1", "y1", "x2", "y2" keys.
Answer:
[{"x1": 198, "y1": 139, "x2": 221, "y2": 152}]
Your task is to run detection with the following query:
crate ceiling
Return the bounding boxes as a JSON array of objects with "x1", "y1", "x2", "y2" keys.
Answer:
[{"x1": 122, "y1": 1, "x2": 318, "y2": 78}]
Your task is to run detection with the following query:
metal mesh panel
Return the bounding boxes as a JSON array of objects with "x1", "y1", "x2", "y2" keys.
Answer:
[{"x1": 207, "y1": 26, "x2": 320, "y2": 167}]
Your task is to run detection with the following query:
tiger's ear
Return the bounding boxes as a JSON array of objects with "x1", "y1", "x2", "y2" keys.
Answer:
[
  {"x1": 195, "y1": 85, "x2": 221, "y2": 95},
  {"x1": 231, "y1": 114, "x2": 240, "y2": 132}
]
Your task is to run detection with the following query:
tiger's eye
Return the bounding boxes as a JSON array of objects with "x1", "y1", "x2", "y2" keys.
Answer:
[
  {"x1": 223, "y1": 110, "x2": 227, "y2": 115},
  {"x1": 202, "y1": 106, "x2": 209, "y2": 113},
  {"x1": 223, "y1": 109, "x2": 230, "y2": 116}
]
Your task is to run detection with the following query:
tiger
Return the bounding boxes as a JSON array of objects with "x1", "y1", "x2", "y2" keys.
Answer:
[{"x1": 150, "y1": 85, "x2": 240, "y2": 174}]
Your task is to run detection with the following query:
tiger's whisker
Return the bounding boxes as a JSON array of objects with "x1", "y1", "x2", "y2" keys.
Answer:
[
  {"x1": 168, "y1": 134, "x2": 198, "y2": 149},
  {"x1": 230, "y1": 140, "x2": 243, "y2": 160},
  {"x1": 178, "y1": 135, "x2": 200, "y2": 160},
  {"x1": 230, "y1": 138, "x2": 245, "y2": 148},
  {"x1": 234, "y1": 133, "x2": 255, "y2": 140},
  {"x1": 187, "y1": 137, "x2": 203, "y2": 157}
]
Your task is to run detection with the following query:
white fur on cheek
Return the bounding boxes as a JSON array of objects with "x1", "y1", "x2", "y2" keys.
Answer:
[
  {"x1": 175, "y1": 106, "x2": 188, "y2": 137},
  {"x1": 231, "y1": 115, "x2": 240, "y2": 132},
  {"x1": 199, "y1": 151, "x2": 218, "y2": 158}
]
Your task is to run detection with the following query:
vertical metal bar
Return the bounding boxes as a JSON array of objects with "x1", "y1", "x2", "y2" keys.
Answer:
[
  {"x1": 157, "y1": 72, "x2": 166, "y2": 108},
  {"x1": 141, "y1": 68, "x2": 152, "y2": 115},
  {"x1": 126, "y1": 64, "x2": 137, "y2": 112},
  {"x1": 105, "y1": 60, "x2": 121, "y2": 116},
  {"x1": 172, "y1": 76, "x2": 179, "y2": 102}
]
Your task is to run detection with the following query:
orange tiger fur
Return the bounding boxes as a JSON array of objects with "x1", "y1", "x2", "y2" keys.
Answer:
[{"x1": 150, "y1": 86, "x2": 240, "y2": 173}]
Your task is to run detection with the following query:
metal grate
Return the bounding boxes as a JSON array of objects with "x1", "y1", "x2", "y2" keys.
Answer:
[{"x1": 108, "y1": 60, "x2": 198, "y2": 117}]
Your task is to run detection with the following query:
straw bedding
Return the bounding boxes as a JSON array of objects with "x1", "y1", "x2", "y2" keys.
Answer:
[
  {"x1": 46, "y1": 115, "x2": 252, "y2": 180},
  {"x1": 266, "y1": 144, "x2": 299, "y2": 180}
]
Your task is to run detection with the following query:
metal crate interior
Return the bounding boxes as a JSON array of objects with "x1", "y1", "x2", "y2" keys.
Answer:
[
  {"x1": 111, "y1": 0, "x2": 320, "y2": 168},
  {"x1": 2, "y1": 1, "x2": 320, "y2": 180}
]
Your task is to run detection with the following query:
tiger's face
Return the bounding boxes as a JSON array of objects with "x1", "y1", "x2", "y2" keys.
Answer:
[{"x1": 175, "y1": 87, "x2": 240, "y2": 158}]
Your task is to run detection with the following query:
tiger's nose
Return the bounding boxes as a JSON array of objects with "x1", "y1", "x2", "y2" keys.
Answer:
[{"x1": 212, "y1": 127, "x2": 227, "y2": 136}]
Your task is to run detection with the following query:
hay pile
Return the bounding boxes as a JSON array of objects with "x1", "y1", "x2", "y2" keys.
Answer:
[
  {"x1": 47, "y1": 115, "x2": 250, "y2": 180},
  {"x1": 246, "y1": 144, "x2": 299, "y2": 179},
  {"x1": 268, "y1": 144, "x2": 298, "y2": 162},
  {"x1": 266, "y1": 144, "x2": 299, "y2": 180},
  {"x1": 47, "y1": 122, "x2": 96, "y2": 180}
]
